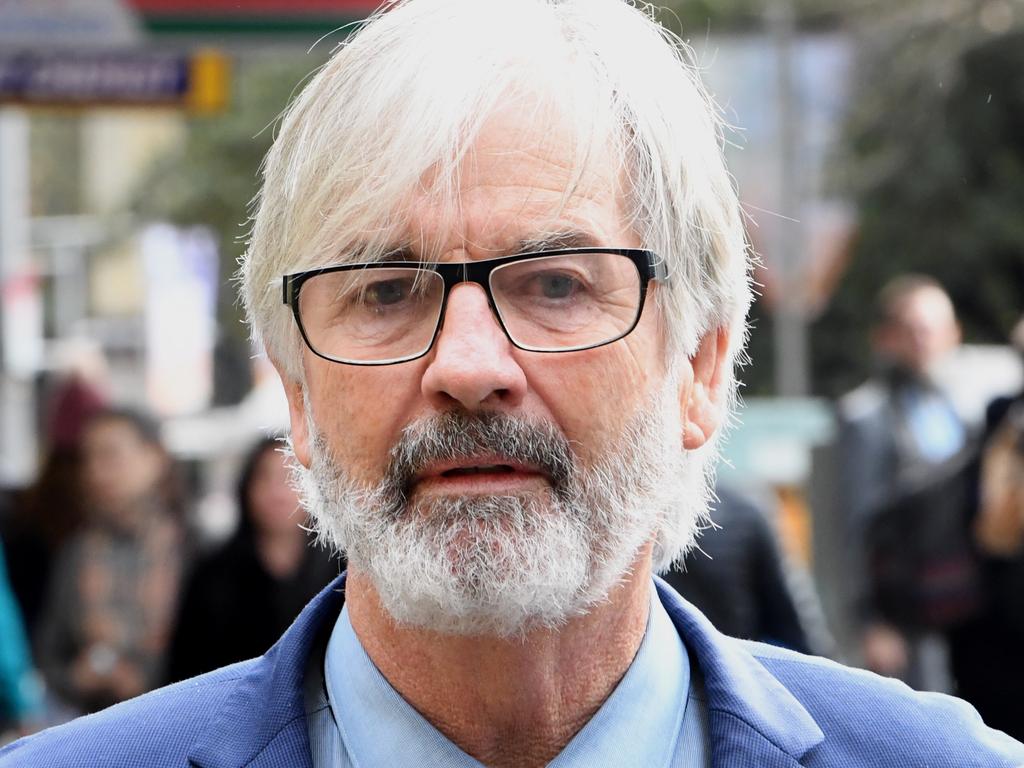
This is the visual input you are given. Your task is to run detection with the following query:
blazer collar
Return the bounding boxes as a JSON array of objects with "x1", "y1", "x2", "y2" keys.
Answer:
[
  {"x1": 655, "y1": 576, "x2": 824, "y2": 767},
  {"x1": 189, "y1": 573, "x2": 823, "y2": 768},
  {"x1": 187, "y1": 576, "x2": 347, "y2": 768}
]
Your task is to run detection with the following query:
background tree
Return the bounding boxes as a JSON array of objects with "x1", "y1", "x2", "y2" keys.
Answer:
[{"x1": 815, "y1": 2, "x2": 1024, "y2": 395}]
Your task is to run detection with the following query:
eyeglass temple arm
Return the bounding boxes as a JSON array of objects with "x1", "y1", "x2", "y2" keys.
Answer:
[{"x1": 651, "y1": 253, "x2": 670, "y2": 283}]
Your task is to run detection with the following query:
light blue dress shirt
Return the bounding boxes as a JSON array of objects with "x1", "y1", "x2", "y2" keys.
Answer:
[
  {"x1": 307, "y1": 582, "x2": 711, "y2": 767},
  {"x1": 901, "y1": 387, "x2": 965, "y2": 462}
]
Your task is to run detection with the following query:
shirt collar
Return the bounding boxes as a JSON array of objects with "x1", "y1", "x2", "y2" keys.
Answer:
[
  {"x1": 324, "y1": 581, "x2": 689, "y2": 768},
  {"x1": 551, "y1": 584, "x2": 689, "y2": 768},
  {"x1": 326, "y1": 603, "x2": 481, "y2": 767}
]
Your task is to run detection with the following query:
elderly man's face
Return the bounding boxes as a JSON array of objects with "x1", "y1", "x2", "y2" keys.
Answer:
[{"x1": 282, "y1": 107, "x2": 725, "y2": 633}]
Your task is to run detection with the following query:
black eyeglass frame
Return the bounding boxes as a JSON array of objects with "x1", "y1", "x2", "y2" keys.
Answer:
[{"x1": 282, "y1": 247, "x2": 668, "y2": 366}]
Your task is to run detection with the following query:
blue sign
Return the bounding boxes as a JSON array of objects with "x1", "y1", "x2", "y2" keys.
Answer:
[{"x1": 0, "y1": 50, "x2": 225, "y2": 109}]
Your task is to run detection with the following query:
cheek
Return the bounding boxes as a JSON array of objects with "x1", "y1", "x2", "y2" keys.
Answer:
[
  {"x1": 524, "y1": 341, "x2": 662, "y2": 465},
  {"x1": 579, "y1": 314, "x2": 665, "y2": 452},
  {"x1": 304, "y1": 358, "x2": 425, "y2": 484}
]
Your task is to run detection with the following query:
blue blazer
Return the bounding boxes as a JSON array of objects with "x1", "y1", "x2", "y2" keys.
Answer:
[{"x1": 2, "y1": 574, "x2": 1021, "y2": 767}]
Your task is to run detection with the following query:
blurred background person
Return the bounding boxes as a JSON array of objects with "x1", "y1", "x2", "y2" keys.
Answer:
[
  {"x1": 2, "y1": 343, "x2": 109, "y2": 643},
  {"x1": 948, "y1": 317, "x2": 1024, "y2": 740},
  {"x1": 663, "y1": 482, "x2": 824, "y2": 655},
  {"x1": 0, "y1": 543, "x2": 42, "y2": 740},
  {"x1": 36, "y1": 408, "x2": 186, "y2": 717},
  {"x1": 835, "y1": 275, "x2": 968, "y2": 691},
  {"x1": 165, "y1": 436, "x2": 340, "y2": 683}
]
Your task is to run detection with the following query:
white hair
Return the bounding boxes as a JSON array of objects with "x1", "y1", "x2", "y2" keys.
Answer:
[{"x1": 240, "y1": 0, "x2": 751, "y2": 388}]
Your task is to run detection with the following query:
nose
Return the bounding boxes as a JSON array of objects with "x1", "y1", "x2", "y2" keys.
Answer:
[{"x1": 421, "y1": 283, "x2": 527, "y2": 411}]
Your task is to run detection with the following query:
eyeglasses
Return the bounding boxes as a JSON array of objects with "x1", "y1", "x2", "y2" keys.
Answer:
[{"x1": 282, "y1": 247, "x2": 667, "y2": 366}]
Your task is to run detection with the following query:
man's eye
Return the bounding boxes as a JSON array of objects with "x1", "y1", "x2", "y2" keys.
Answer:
[
  {"x1": 365, "y1": 279, "x2": 409, "y2": 306},
  {"x1": 537, "y1": 274, "x2": 580, "y2": 299}
]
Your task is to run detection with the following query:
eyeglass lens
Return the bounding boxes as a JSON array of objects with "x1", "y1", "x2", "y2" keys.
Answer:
[{"x1": 296, "y1": 251, "x2": 642, "y2": 363}]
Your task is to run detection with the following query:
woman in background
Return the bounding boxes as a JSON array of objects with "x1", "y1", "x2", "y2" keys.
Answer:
[
  {"x1": 37, "y1": 408, "x2": 185, "y2": 716},
  {"x1": 948, "y1": 318, "x2": 1024, "y2": 740},
  {"x1": 0, "y1": 543, "x2": 42, "y2": 737},
  {"x1": 166, "y1": 436, "x2": 339, "y2": 683},
  {"x1": 4, "y1": 358, "x2": 108, "y2": 642}
]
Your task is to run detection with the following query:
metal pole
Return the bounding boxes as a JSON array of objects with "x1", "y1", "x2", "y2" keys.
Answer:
[
  {"x1": 0, "y1": 108, "x2": 39, "y2": 485},
  {"x1": 768, "y1": 0, "x2": 810, "y2": 397}
]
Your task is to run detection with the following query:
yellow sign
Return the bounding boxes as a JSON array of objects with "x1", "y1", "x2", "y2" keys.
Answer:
[{"x1": 186, "y1": 49, "x2": 230, "y2": 114}]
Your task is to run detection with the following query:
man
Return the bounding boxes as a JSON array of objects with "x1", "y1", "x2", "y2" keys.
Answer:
[
  {"x1": 836, "y1": 276, "x2": 969, "y2": 692},
  {"x1": 3, "y1": 1, "x2": 1022, "y2": 766}
]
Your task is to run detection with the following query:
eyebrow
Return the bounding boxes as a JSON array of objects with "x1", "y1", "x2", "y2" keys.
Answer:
[
  {"x1": 378, "y1": 246, "x2": 417, "y2": 263},
  {"x1": 357, "y1": 230, "x2": 603, "y2": 265},
  {"x1": 513, "y1": 231, "x2": 603, "y2": 255}
]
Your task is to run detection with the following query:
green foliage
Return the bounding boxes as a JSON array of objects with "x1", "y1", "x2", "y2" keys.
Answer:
[{"x1": 814, "y1": 21, "x2": 1024, "y2": 395}]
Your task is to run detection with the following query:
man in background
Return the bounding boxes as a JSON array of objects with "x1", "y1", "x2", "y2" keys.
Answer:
[{"x1": 837, "y1": 275, "x2": 967, "y2": 691}]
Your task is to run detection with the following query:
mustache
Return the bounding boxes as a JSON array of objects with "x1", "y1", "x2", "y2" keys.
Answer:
[{"x1": 386, "y1": 411, "x2": 576, "y2": 496}]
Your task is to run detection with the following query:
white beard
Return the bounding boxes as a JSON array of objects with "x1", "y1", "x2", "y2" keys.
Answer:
[{"x1": 293, "y1": 377, "x2": 710, "y2": 637}]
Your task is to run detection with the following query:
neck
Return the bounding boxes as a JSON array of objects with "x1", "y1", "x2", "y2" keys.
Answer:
[{"x1": 346, "y1": 548, "x2": 653, "y2": 768}]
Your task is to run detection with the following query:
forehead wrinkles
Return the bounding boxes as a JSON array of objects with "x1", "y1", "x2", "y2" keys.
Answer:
[{"x1": 403, "y1": 113, "x2": 631, "y2": 259}]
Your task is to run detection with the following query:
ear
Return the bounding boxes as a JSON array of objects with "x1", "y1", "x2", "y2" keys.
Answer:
[
  {"x1": 681, "y1": 327, "x2": 730, "y2": 450},
  {"x1": 275, "y1": 364, "x2": 312, "y2": 469}
]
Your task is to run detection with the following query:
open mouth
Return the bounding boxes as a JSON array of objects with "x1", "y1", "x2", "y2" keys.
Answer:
[{"x1": 440, "y1": 464, "x2": 517, "y2": 477}]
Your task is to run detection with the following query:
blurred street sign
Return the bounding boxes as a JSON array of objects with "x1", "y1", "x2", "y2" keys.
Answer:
[
  {"x1": 0, "y1": 0, "x2": 141, "y2": 49},
  {"x1": 0, "y1": 49, "x2": 229, "y2": 112}
]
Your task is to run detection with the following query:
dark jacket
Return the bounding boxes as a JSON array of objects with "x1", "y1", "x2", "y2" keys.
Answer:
[
  {"x1": 165, "y1": 534, "x2": 339, "y2": 684},
  {"x1": 949, "y1": 392, "x2": 1024, "y2": 740},
  {"x1": 662, "y1": 485, "x2": 811, "y2": 652}
]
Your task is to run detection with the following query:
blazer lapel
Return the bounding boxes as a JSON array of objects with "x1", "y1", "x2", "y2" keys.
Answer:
[
  {"x1": 656, "y1": 577, "x2": 824, "y2": 768},
  {"x1": 187, "y1": 574, "x2": 349, "y2": 768}
]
